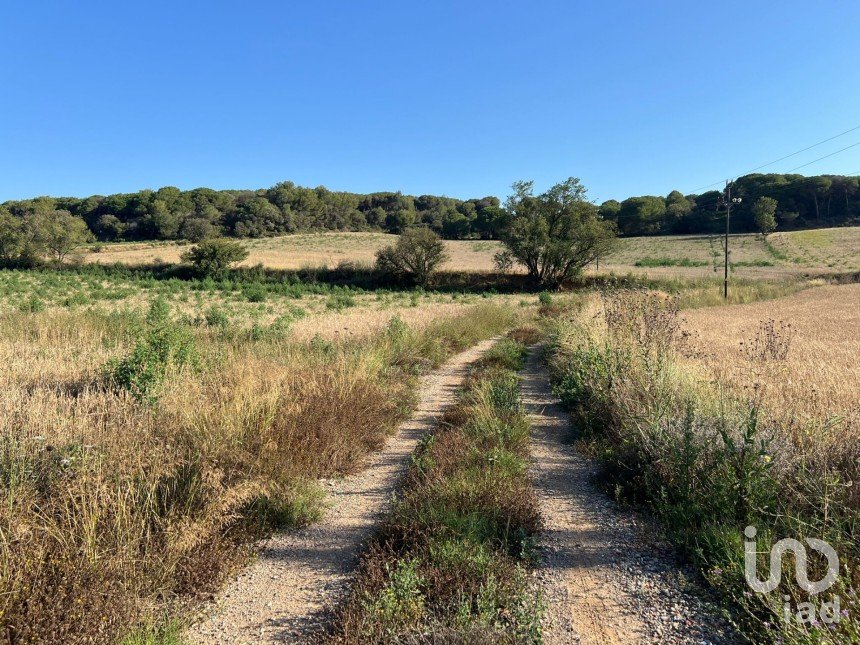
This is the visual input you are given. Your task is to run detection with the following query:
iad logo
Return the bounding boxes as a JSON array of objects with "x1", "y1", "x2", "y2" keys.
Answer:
[{"x1": 744, "y1": 525, "x2": 843, "y2": 625}]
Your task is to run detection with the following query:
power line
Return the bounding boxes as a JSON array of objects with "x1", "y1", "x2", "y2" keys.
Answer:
[
  {"x1": 745, "y1": 124, "x2": 860, "y2": 173},
  {"x1": 688, "y1": 124, "x2": 860, "y2": 193},
  {"x1": 783, "y1": 141, "x2": 860, "y2": 173}
]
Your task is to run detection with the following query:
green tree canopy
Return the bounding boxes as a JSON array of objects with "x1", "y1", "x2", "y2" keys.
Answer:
[
  {"x1": 498, "y1": 178, "x2": 617, "y2": 288},
  {"x1": 181, "y1": 238, "x2": 249, "y2": 277},
  {"x1": 33, "y1": 209, "x2": 93, "y2": 262},
  {"x1": 617, "y1": 196, "x2": 667, "y2": 235},
  {"x1": 375, "y1": 227, "x2": 449, "y2": 287},
  {"x1": 752, "y1": 196, "x2": 778, "y2": 237}
]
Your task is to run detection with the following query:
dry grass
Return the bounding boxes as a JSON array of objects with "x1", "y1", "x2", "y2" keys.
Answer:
[
  {"x1": 82, "y1": 227, "x2": 860, "y2": 281},
  {"x1": 0, "y1": 295, "x2": 520, "y2": 642},
  {"x1": 769, "y1": 227, "x2": 860, "y2": 270},
  {"x1": 683, "y1": 284, "x2": 860, "y2": 430},
  {"x1": 327, "y1": 338, "x2": 541, "y2": 643},
  {"x1": 546, "y1": 286, "x2": 860, "y2": 642},
  {"x1": 84, "y1": 233, "x2": 503, "y2": 273}
]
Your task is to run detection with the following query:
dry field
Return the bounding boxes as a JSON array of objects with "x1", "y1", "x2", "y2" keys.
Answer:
[
  {"x1": 0, "y1": 274, "x2": 523, "y2": 641},
  {"x1": 84, "y1": 232, "x2": 502, "y2": 273},
  {"x1": 683, "y1": 283, "x2": 860, "y2": 430},
  {"x1": 546, "y1": 283, "x2": 860, "y2": 642},
  {"x1": 82, "y1": 227, "x2": 860, "y2": 279}
]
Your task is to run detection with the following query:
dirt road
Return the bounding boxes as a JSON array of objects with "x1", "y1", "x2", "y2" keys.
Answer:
[
  {"x1": 522, "y1": 350, "x2": 735, "y2": 644},
  {"x1": 187, "y1": 339, "x2": 497, "y2": 644}
]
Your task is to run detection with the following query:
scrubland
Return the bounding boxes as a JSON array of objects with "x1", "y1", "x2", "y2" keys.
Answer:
[
  {"x1": 2, "y1": 229, "x2": 858, "y2": 643},
  {"x1": 545, "y1": 285, "x2": 859, "y2": 643},
  {"x1": 0, "y1": 273, "x2": 519, "y2": 642}
]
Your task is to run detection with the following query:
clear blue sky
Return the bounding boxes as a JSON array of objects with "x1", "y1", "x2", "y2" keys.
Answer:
[{"x1": 2, "y1": 1, "x2": 859, "y2": 204}]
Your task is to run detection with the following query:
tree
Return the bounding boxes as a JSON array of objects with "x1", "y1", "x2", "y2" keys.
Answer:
[
  {"x1": 179, "y1": 217, "x2": 216, "y2": 242},
  {"x1": 752, "y1": 197, "x2": 778, "y2": 237},
  {"x1": 375, "y1": 227, "x2": 449, "y2": 287},
  {"x1": 498, "y1": 178, "x2": 617, "y2": 288},
  {"x1": 804, "y1": 176, "x2": 832, "y2": 220},
  {"x1": 665, "y1": 190, "x2": 693, "y2": 229},
  {"x1": 598, "y1": 199, "x2": 621, "y2": 224},
  {"x1": 95, "y1": 214, "x2": 125, "y2": 240},
  {"x1": 0, "y1": 208, "x2": 24, "y2": 263},
  {"x1": 181, "y1": 238, "x2": 249, "y2": 277},
  {"x1": 778, "y1": 210, "x2": 799, "y2": 227},
  {"x1": 33, "y1": 210, "x2": 93, "y2": 262},
  {"x1": 617, "y1": 196, "x2": 667, "y2": 235},
  {"x1": 229, "y1": 196, "x2": 291, "y2": 237}
]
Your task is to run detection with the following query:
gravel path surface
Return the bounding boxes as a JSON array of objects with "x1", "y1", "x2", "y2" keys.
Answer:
[
  {"x1": 186, "y1": 339, "x2": 498, "y2": 644},
  {"x1": 522, "y1": 349, "x2": 737, "y2": 644}
]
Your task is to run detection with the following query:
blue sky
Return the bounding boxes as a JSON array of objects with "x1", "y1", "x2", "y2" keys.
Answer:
[{"x1": 2, "y1": 1, "x2": 859, "y2": 204}]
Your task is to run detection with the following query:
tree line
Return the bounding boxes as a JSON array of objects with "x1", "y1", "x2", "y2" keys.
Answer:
[
  {"x1": 0, "y1": 172, "x2": 857, "y2": 264},
  {"x1": 598, "y1": 173, "x2": 860, "y2": 236},
  {"x1": 184, "y1": 177, "x2": 616, "y2": 290},
  {"x1": 0, "y1": 182, "x2": 504, "y2": 246}
]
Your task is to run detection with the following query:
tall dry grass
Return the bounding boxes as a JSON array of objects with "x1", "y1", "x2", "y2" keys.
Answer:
[
  {"x1": 546, "y1": 287, "x2": 859, "y2": 643},
  {"x1": 0, "y1": 301, "x2": 517, "y2": 642}
]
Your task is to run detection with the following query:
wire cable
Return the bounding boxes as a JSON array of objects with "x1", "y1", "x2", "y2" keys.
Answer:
[
  {"x1": 688, "y1": 124, "x2": 860, "y2": 193},
  {"x1": 745, "y1": 124, "x2": 860, "y2": 174},
  {"x1": 783, "y1": 141, "x2": 860, "y2": 173}
]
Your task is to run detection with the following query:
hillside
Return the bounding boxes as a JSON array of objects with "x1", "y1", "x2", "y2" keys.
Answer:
[{"x1": 81, "y1": 226, "x2": 860, "y2": 278}]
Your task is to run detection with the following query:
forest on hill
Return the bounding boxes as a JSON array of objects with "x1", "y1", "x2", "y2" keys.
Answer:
[
  {"x1": 600, "y1": 173, "x2": 860, "y2": 236},
  {"x1": 0, "y1": 173, "x2": 858, "y2": 244}
]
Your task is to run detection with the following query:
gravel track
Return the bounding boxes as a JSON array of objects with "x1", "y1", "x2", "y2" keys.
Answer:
[
  {"x1": 522, "y1": 349, "x2": 737, "y2": 644},
  {"x1": 186, "y1": 339, "x2": 498, "y2": 644}
]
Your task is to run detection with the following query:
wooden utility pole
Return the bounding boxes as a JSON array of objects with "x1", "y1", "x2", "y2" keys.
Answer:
[{"x1": 722, "y1": 180, "x2": 741, "y2": 300}]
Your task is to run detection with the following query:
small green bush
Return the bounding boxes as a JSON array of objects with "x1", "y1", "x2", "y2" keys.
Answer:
[
  {"x1": 326, "y1": 292, "x2": 356, "y2": 310},
  {"x1": 105, "y1": 300, "x2": 197, "y2": 402},
  {"x1": 180, "y1": 238, "x2": 249, "y2": 278},
  {"x1": 19, "y1": 294, "x2": 45, "y2": 312},
  {"x1": 203, "y1": 306, "x2": 230, "y2": 328},
  {"x1": 241, "y1": 283, "x2": 267, "y2": 302}
]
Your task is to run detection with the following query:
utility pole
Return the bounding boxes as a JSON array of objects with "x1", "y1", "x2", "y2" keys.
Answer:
[{"x1": 721, "y1": 180, "x2": 742, "y2": 299}]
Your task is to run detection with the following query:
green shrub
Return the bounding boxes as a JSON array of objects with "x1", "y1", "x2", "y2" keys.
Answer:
[
  {"x1": 19, "y1": 294, "x2": 45, "y2": 312},
  {"x1": 242, "y1": 283, "x2": 267, "y2": 302},
  {"x1": 180, "y1": 238, "x2": 249, "y2": 278},
  {"x1": 203, "y1": 306, "x2": 230, "y2": 328},
  {"x1": 105, "y1": 300, "x2": 197, "y2": 402},
  {"x1": 326, "y1": 292, "x2": 356, "y2": 310},
  {"x1": 634, "y1": 256, "x2": 708, "y2": 267},
  {"x1": 375, "y1": 227, "x2": 449, "y2": 287}
]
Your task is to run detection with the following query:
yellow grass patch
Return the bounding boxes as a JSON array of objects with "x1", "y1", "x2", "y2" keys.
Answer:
[{"x1": 682, "y1": 283, "x2": 860, "y2": 438}]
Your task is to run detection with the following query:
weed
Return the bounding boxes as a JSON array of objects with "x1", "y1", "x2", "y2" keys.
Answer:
[
  {"x1": 328, "y1": 339, "x2": 541, "y2": 642},
  {"x1": 104, "y1": 300, "x2": 197, "y2": 402}
]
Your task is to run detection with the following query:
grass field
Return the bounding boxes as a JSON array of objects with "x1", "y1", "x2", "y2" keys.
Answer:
[
  {"x1": 2, "y1": 226, "x2": 857, "y2": 643},
  {"x1": 84, "y1": 233, "x2": 500, "y2": 273},
  {"x1": 82, "y1": 227, "x2": 860, "y2": 279},
  {"x1": 683, "y1": 284, "x2": 860, "y2": 431},
  {"x1": 0, "y1": 265, "x2": 529, "y2": 343},
  {"x1": 0, "y1": 273, "x2": 524, "y2": 641}
]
